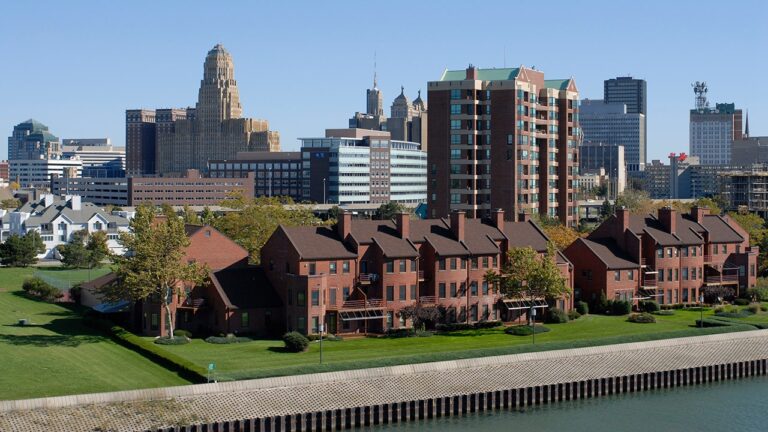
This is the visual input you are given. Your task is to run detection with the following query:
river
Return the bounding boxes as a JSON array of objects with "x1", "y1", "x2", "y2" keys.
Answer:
[{"x1": 370, "y1": 375, "x2": 768, "y2": 431}]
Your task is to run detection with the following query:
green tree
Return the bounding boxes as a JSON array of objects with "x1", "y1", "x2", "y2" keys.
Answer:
[
  {"x1": 106, "y1": 206, "x2": 206, "y2": 338},
  {"x1": 727, "y1": 211, "x2": 768, "y2": 272},
  {"x1": 200, "y1": 206, "x2": 216, "y2": 225},
  {"x1": 214, "y1": 195, "x2": 321, "y2": 263},
  {"x1": 693, "y1": 197, "x2": 722, "y2": 216},
  {"x1": 327, "y1": 205, "x2": 341, "y2": 223},
  {"x1": 86, "y1": 230, "x2": 110, "y2": 268},
  {"x1": 1, "y1": 198, "x2": 20, "y2": 210},
  {"x1": 485, "y1": 245, "x2": 570, "y2": 315},
  {"x1": 57, "y1": 230, "x2": 91, "y2": 268},
  {"x1": 374, "y1": 202, "x2": 408, "y2": 220},
  {"x1": 0, "y1": 231, "x2": 45, "y2": 267},
  {"x1": 181, "y1": 204, "x2": 201, "y2": 226},
  {"x1": 600, "y1": 198, "x2": 614, "y2": 220},
  {"x1": 614, "y1": 189, "x2": 655, "y2": 214}
]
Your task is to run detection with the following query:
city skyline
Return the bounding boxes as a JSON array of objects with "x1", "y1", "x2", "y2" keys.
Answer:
[{"x1": 2, "y1": 1, "x2": 767, "y2": 162}]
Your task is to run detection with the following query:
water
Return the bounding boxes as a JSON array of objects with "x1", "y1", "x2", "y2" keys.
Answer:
[{"x1": 370, "y1": 375, "x2": 768, "y2": 431}]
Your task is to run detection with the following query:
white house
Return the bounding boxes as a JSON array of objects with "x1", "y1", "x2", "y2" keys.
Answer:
[{"x1": 0, "y1": 194, "x2": 132, "y2": 258}]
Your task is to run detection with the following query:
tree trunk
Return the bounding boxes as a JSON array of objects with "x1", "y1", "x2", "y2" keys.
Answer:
[{"x1": 164, "y1": 286, "x2": 174, "y2": 339}]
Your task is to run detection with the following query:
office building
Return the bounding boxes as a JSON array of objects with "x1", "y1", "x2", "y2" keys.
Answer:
[
  {"x1": 604, "y1": 77, "x2": 647, "y2": 115},
  {"x1": 62, "y1": 142, "x2": 125, "y2": 177},
  {"x1": 127, "y1": 45, "x2": 279, "y2": 176},
  {"x1": 62, "y1": 138, "x2": 111, "y2": 147},
  {"x1": 300, "y1": 129, "x2": 427, "y2": 205},
  {"x1": 9, "y1": 158, "x2": 82, "y2": 189},
  {"x1": 50, "y1": 177, "x2": 129, "y2": 207},
  {"x1": 579, "y1": 142, "x2": 626, "y2": 198},
  {"x1": 731, "y1": 136, "x2": 768, "y2": 166},
  {"x1": 427, "y1": 65, "x2": 580, "y2": 226},
  {"x1": 580, "y1": 99, "x2": 645, "y2": 172},
  {"x1": 209, "y1": 152, "x2": 303, "y2": 201},
  {"x1": 689, "y1": 82, "x2": 743, "y2": 165},
  {"x1": 7, "y1": 119, "x2": 61, "y2": 161},
  {"x1": 128, "y1": 169, "x2": 254, "y2": 206}
]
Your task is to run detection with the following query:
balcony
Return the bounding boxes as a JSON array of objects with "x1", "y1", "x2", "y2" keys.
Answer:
[
  {"x1": 419, "y1": 296, "x2": 438, "y2": 305},
  {"x1": 418, "y1": 270, "x2": 425, "y2": 281},
  {"x1": 340, "y1": 299, "x2": 385, "y2": 310},
  {"x1": 338, "y1": 298, "x2": 385, "y2": 322},
  {"x1": 358, "y1": 273, "x2": 378, "y2": 285},
  {"x1": 641, "y1": 274, "x2": 657, "y2": 288}
]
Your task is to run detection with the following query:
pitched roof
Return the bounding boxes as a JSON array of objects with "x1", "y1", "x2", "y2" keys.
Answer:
[
  {"x1": 699, "y1": 214, "x2": 744, "y2": 243},
  {"x1": 209, "y1": 267, "x2": 282, "y2": 309},
  {"x1": 578, "y1": 238, "x2": 639, "y2": 269},
  {"x1": 349, "y1": 220, "x2": 418, "y2": 258},
  {"x1": 544, "y1": 79, "x2": 571, "y2": 90},
  {"x1": 440, "y1": 67, "x2": 520, "y2": 81},
  {"x1": 17, "y1": 196, "x2": 128, "y2": 228},
  {"x1": 628, "y1": 214, "x2": 703, "y2": 246},
  {"x1": 280, "y1": 225, "x2": 357, "y2": 260},
  {"x1": 410, "y1": 219, "x2": 468, "y2": 257},
  {"x1": 503, "y1": 221, "x2": 550, "y2": 252}
]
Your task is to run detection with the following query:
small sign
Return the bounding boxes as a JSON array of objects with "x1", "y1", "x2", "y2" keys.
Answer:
[{"x1": 208, "y1": 363, "x2": 216, "y2": 371}]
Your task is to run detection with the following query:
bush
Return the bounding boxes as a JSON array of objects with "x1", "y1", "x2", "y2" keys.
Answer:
[
  {"x1": 653, "y1": 310, "x2": 675, "y2": 316},
  {"x1": 628, "y1": 312, "x2": 656, "y2": 323},
  {"x1": 575, "y1": 301, "x2": 589, "y2": 315},
  {"x1": 383, "y1": 328, "x2": 415, "y2": 338},
  {"x1": 414, "y1": 330, "x2": 434, "y2": 337},
  {"x1": 174, "y1": 329, "x2": 193, "y2": 339},
  {"x1": 611, "y1": 300, "x2": 631, "y2": 315},
  {"x1": 734, "y1": 298, "x2": 750, "y2": 306},
  {"x1": 545, "y1": 308, "x2": 569, "y2": 324},
  {"x1": 638, "y1": 300, "x2": 660, "y2": 313},
  {"x1": 22, "y1": 277, "x2": 63, "y2": 302},
  {"x1": 435, "y1": 323, "x2": 474, "y2": 332},
  {"x1": 473, "y1": 320, "x2": 503, "y2": 329},
  {"x1": 154, "y1": 336, "x2": 189, "y2": 345},
  {"x1": 747, "y1": 284, "x2": 768, "y2": 302},
  {"x1": 762, "y1": 305, "x2": 768, "y2": 312},
  {"x1": 505, "y1": 325, "x2": 551, "y2": 336},
  {"x1": 205, "y1": 335, "x2": 253, "y2": 344},
  {"x1": 568, "y1": 310, "x2": 582, "y2": 320},
  {"x1": 282, "y1": 331, "x2": 310, "y2": 352},
  {"x1": 748, "y1": 303, "x2": 762, "y2": 314}
]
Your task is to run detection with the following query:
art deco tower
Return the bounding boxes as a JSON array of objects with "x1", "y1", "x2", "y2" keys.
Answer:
[{"x1": 197, "y1": 44, "x2": 242, "y2": 126}]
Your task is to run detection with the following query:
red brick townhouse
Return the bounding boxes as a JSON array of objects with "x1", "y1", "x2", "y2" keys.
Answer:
[
  {"x1": 564, "y1": 206, "x2": 758, "y2": 307},
  {"x1": 84, "y1": 224, "x2": 283, "y2": 337},
  {"x1": 260, "y1": 210, "x2": 573, "y2": 335}
]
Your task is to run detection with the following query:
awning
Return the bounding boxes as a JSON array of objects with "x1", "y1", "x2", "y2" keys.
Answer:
[
  {"x1": 501, "y1": 298, "x2": 548, "y2": 311},
  {"x1": 93, "y1": 300, "x2": 130, "y2": 314},
  {"x1": 339, "y1": 309, "x2": 385, "y2": 321}
]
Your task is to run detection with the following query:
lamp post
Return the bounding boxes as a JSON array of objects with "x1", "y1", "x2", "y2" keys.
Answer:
[
  {"x1": 322, "y1": 178, "x2": 326, "y2": 204},
  {"x1": 319, "y1": 322, "x2": 324, "y2": 364},
  {"x1": 530, "y1": 306, "x2": 537, "y2": 345},
  {"x1": 699, "y1": 294, "x2": 704, "y2": 328}
]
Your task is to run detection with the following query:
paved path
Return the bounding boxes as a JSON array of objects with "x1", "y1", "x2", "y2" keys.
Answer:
[{"x1": 3, "y1": 330, "x2": 768, "y2": 431}]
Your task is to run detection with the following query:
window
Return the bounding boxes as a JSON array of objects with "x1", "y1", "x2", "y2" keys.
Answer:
[
  {"x1": 150, "y1": 313, "x2": 158, "y2": 331},
  {"x1": 439, "y1": 283, "x2": 446, "y2": 298},
  {"x1": 461, "y1": 259, "x2": 467, "y2": 269},
  {"x1": 692, "y1": 267, "x2": 697, "y2": 280},
  {"x1": 329, "y1": 262, "x2": 337, "y2": 274},
  {"x1": 311, "y1": 290, "x2": 320, "y2": 306},
  {"x1": 400, "y1": 260, "x2": 407, "y2": 272},
  {"x1": 342, "y1": 286, "x2": 350, "y2": 300},
  {"x1": 656, "y1": 248, "x2": 663, "y2": 258},
  {"x1": 309, "y1": 263, "x2": 316, "y2": 276},
  {"x1": 297, "y1": 316, "x2": 306, "y2": 333},
  {"x1": 450, "y1": 104, "x2": 462, "y2": 114},
  {"x1": 451, "y1": 89, "x2": 461, "y2": 100},
  {"x1": 682, "y1": 247, "x2": 689, "y2": 257},
  {"x1": 627, "y1": 270, "x2": 634, "y2": 281},
  {"x1": 450, "y1": 282, "x2": 457, "y2": 297},
  {"x1": 386, "y1": 261, "x2": 394, "y2": 273},
  {"x1": 470, "y1": 305, "x2": 478, "y2": 322},
  {"x1": 492, "y1": 255, "x2": 498, "y2": 268},
  {"x1": 411, "y1": 259, "x2": 417, "y2": 272},
  {"x1": 722, "y1": 245, "x2": 727, "y2": 254},
  {"x1": 470, "y1": 281, "x2": 478, "y2": 296},
  {"x1": 667, "y1": 269, "x2": 673, "y2": 281},
  {"x1": 667, "y1": 248, "x2": 673, "y2": 258},
  {"x1": 751, "y1": 264, "x2": 756, "y2": 277},
  {"x1": 740, "y1": 265, "x2": 746, "y2": 277},
  {"x1": 450, "y1": 258, "x2": 457, "y2": 270},
  {"x1": 482, "y1": 257, "x2": 489, "y2": 268},
  {"x1": 482, "y1": 305, "x2": 489, "y2": 320},
  {"x1": 241, "y1": 312, "x2": 249, "y2": 328},
  {"x1": 471, "y1": 258, "x2": 479, "y2": 269},
  {"x1": 693, "y1": 247, "x2": 698, "y2": 257},
  {"x1": 682, "y1": 268, "x2": 689, "y2": 280},
  {"x1": 329, "y1": 288, "x2": 337, "y2": 306},
  {"x1": 399, "y1": 285, "x2": 406, "y2": 300},
  {"x1": 451, "y1": 120, "x2": 462, "y2": 130},
  {"x1": 674, "y1": 269, "x2": 679, "y2": 281},
  {"x1": 410, "y1": 285, "x2": 417, "y2": 300},
  {"x1": 439, "y1": 258, "x2": 446, "y2": 270},
  {"x1": 342, "y1": 261, "x2": 350, "y2": 273},
  {"x1": 482, "y1": 281, "x2": 489, "y2": 295},
  {"x1": 297, "y1": 291, "x2": 306, "y2": 306},
  {"x1": 386, "y1": 286, "x2": 394, "y2": 301},
  {"x1": 614, "y1": 271, "x2": 621, "y2": 281},
  {"x1": 311, "y1": 316, "x2": 320, "y2": 333}
]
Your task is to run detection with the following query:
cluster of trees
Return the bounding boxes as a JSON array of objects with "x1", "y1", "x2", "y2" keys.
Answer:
[
  {"x1": 0, "y1": 232, "x2": 44, "y2": 267},
  {"x1": 57, "y1": 230, "x2": 110, "y2": 269}
]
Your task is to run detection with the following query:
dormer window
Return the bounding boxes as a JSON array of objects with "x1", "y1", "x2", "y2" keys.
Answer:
[{"x1": 94, "y1": 222, "x2": 103, "y2": 231}]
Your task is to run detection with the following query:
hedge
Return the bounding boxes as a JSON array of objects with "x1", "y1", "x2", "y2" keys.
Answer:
[
  {"x1": 205, "y1": 335, "x2": 253, "y2": 344},
  {"x1": 435, "y1": 321, "x2": 503, "y2": 332},
  {"x1": 505, "y1": 325, "x2": 551, "y2": 336},
  {"x1": 628, "y1": 312, "x2": 656, "y2": 323},
  {"x1": 154, "y1": 336, "x2": 189, "y2": 345},
  {"x1": 575, "y1": 301, "x2": 589, "y2": 315},
  {"x1": 545, "y1": 308, "x2": 568, "y2": 324},
  {"x1": 84, "y1": 317, "x2": 206, "y2": 382}
]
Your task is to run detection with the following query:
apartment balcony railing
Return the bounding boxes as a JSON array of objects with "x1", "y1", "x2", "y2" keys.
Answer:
[
  {"x1": 641, "y1": 275, "x2": 657, "y2": 288},
  {"x1": 705, "y1": 274, "x2": 739, "y2": 284},
  {"x1": 359, "y1": 273, "x2": 379, "y2": 284},
  {"x1": 179, "y1": 298, "x2": 205, "y2": 308},
  {"x1": 340, "y1": 299, "x2": 385, "y2": 310},
  {"x1": 417, "y1": 270, "x2": 425, "y2": 281},
  {"x1": 418, "y1": 296, "x2": 438, "y2": 305}
]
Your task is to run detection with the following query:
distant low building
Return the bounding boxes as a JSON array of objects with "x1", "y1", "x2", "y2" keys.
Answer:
[
  {"x1": 128, "y1": 169, "x2": 254, "y2": 206},
  {"x1": 50, "y1": 177, "x2": 129, "y2": 207},
  {"x1": 62, "y1": 141, "x2": 125, "y2": 178},
  {"x1": 731, "y1": 136, "x2": 768, "y2": 166},
  {"x1": 208, "y1": 151, "x2": 303, "y2": 201},
  {"x1": 9, "y1": 157, "x2": 82, "y2": 189}
]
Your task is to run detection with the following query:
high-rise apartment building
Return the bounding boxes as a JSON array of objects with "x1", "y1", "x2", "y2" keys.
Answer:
[
  {"x1": 427, "y1": 65, "x2": 580, "y2": 226},
  {"x1": 580, "y1": 99, "x2": 646, "y2": 172},
  {"x1": 7, "y1": 119, "x2": 61, "y2": 161},
  {"x1": 126, "y1": 45, "x2": 279, "y2": 176}
]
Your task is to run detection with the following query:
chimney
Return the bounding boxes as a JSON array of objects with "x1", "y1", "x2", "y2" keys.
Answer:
[
  {"x1": 337, "y1": 210, "x2": 351, "y2": 240},
  {"x1": 658, "y1": 207, "x2": 677, "y2": 234},
  {"x1": 42, "y1": 194, "x2": 54, "y2": 208},
  {"x1": 517, "y1": 212, "x2": 531, "y2": 222},
  {"x1": 492, "y1": 208, "x2": 505, "y2": 231},
  {"x1": 395, "y1": 212, "x2": 410, "y2": 239},
  {"x1": 69, "y1": 195, "x2": 81, "y2": 211},
  {"x1": 450, "y1": 210, "x2": 465, "y2": 242},
  {"x1": 614, "y1": 206, "x2": 630, "y2": 244},
  {"x1": 691, "y1": 206, "x2": 710, "y2": 224},
  {"x1": 466, "y1": 64, "x2": 477, "y2": 80}
]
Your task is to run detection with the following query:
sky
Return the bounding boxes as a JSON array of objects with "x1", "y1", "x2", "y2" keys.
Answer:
[{"x1": 1, "y1": 0, "x2": 767, "y2": 162}]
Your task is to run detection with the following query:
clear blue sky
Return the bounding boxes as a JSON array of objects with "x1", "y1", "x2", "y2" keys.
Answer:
[{"x1": 1, "y1": 1, "x2": 766, "y2": 162}]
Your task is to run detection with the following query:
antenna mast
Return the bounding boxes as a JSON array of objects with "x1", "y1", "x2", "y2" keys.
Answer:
[{"x1": 692, "y1": 81, "x2": 709, "y2": 111}]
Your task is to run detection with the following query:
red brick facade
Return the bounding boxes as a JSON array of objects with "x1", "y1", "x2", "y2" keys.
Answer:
[{"x1": 565, "y1": 207, "x2": 758, "y2": 307}]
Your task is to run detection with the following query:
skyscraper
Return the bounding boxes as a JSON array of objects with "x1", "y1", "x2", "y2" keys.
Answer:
[
  {"x1": 349, "y1": 78, "x2": 427, "y2": 146},
  {"x1": 7, "y1": 119, "x2": 61, "y2": 161},
  {"x1": 690, "y1": 103, "x2": 743, "y2": 165},
  {"x1": 579, "y1": 99, "x2": 646, "y2": 171},
  {"x1": 126, "y1": 45, "x2": 279, "y2": 176},
  {"x1": 601, "y1": 76, "x2": 647, "y2": 171},
  {"x1": 427, "y1": 65, "x2": 580, "y2": 227}
]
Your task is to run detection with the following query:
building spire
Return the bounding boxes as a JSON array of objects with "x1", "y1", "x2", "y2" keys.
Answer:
[
  {"x1": 373, "y1": 51, "x2": 378, "y2": 89},
  {"x1": 745, "y1": 110, "x2": 750, "y2": 137}
]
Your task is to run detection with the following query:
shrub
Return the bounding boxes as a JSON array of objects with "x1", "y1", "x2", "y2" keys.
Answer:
[
  {"x1": 383, "y1": 328, "x2": 414, "y2": 338},
  {"x1": 174, "y1": 329, "x2": 193, "y2": 339},
  {"x1": 435, "y1": 323, "x2": 474, "y2": 332},
  {"x1": 748, "y1": 303, "x2": 762, "y2": 314},
  {"x1": 568, "y1": 310, "x2": 582, "y2": 320},
  {"x1": 628, "y1": 312, "x2": 656, "y2": 324},
  {"x1": 747, "y1": 284, "x2": 768, "y2": 302},
  {"x1": 414, "y1": 330, "x2": 434, "y2": 337},
  {"x1": 762, "y1": 305, "x2": 768, "y2": 312},
  {"x1": 282, "y1": 331, "x2": 310, "y2": 352},
  {"x1": 734, "y1": 298, "x2": 750, "y2": 306},
  {"x1": 205, "y1": 335, "x2": 253, "y2": 344},
  {"x1": 611, "y1": 300, "x2": 631, "y2": 315},
  {"x1": 545, "y1": 308, "x2": 569, "y2": 324},
  {"x1": 473, "y1": 320, "x2": 503, "y2": 329},
  {"x1": 21, "y1": 277, "x2": 63, "y2": 302},
  {"x1": 653, "y1": 310, "x2": 675, "y2": 316},
  {"x1": 505, "y1": 325, "x2": 551, "y2": 336},
  {"x1": 638, "y1": 300, "x2": 660, "y2": 313},
  {"x1": 154, "y1": 336, "x2": 189, "y2": 345},
  {"x1": 575, "y1": 301, "x2": 589, "y2": 315}
]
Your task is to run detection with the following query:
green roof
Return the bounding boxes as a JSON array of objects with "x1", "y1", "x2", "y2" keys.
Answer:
[
  {"x1": 15, "y1": 119, "x2": 49, "y2": 132},
  {"x1": 440, "y1": 68, "x2": 520, "y2": 81},
  {"x1": 544, "y1": 79, "x2": 571, "y2": 90}
]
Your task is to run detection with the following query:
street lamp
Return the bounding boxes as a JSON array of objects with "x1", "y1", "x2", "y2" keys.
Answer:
[
  {"x1": 322, "y1": 178, "x2": 326, "y2": 204},
  {"x1": 699, "y1": 294, "x2": 704, "y2": 328},
  {"x1": 530, "y1": 306, "x2": 537, "y2": 345},
  {"x1": 319, "y1": 322, "x2": 324, "y2": 364}
]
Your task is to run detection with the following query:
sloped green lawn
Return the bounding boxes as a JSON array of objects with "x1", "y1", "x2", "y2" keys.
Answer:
[{"x1": 0, "y1": 267, "x2": 189, "y2": 400}]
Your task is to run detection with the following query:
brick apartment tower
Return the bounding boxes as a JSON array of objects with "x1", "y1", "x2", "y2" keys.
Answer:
[{"x1": 427, "y1": 65, "x2": 580, "y2": 226}]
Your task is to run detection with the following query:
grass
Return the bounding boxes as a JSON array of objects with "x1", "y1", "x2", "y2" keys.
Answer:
[
  {"x1": 152, "y1": 308, "x2": 768, "y2": 382},
  {"x1": 0, "y1": 266, "x2": 189, "y2": 400}
]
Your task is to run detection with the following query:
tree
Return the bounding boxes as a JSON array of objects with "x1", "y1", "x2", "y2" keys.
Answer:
[
  {"x1": 57, "y1": 230, "x2": 91, "y2": 268},
  {"x1": 539, "y1": 223, "x2": 581, "y2": 251},
  {"x1": 374, "y1": 202, "x2": 408, "y2": 220},
  {"x1": 398, "y1": 304, "x2": 444, "y2": 330},
  {"x1": 1, "y1": 198, "x2": 20, "y2": 210},
  {"x1": 214, "y1": 195, "x2": 322, "y2": 263},
  {"x1": 600, "y1": 199, "x2": 614, "y2": 221},
  {"x1": 181, "y1": 204, "x2": 201, "y2": 226},
  {"x1": 86, "y1": 231, "x2": 110, "y2": 268},
  {"x1": 693, "y1": 197, "x2": 722, "y2": 216},
  {"x1": 106, "y1": 206, "x2": 206, "y2": 338},
  {"x1": 614, "y1": 189, "x2": 654, "y2": 214},
  {"x1": 9, "y1": 181, "x2": 20, "y2": 191},
  {"x1": 728, "y1": 211, "x2": 768, "y2": 272},
  {"x1": 200, "y1": 206, "x2": 216, "y2": 225},
  {"x1": 327, "y1": 205, "x2": 341, "y2": 223},
  {"x1": 485, "y1": 244, "x2": 570, "y2": 313},
  {"x1": 0, "y1": 231, "x2": 45, "y2": 267}
]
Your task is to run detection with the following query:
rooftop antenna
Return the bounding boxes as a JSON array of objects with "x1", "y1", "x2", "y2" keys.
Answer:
[
  {"x1": 692, "y1": 81, "x2": 709, "y2": 111},
  {"x1": 373, "y1": 51, "x2": 377, "y2": 89}
]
